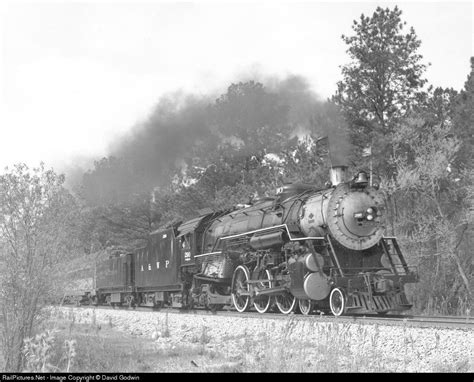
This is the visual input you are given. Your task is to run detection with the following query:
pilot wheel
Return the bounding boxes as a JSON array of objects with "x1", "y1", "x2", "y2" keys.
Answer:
[{"x1": 329, "y1": 287, "x2": 347, "y2": 316}]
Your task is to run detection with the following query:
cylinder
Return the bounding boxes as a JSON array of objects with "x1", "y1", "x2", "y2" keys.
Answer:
[
  {"x1": 249, "y1": 231, "x2": 284, "y2": 250},
  {"x1": 303, "y1": 273, "x2": 331, "y2": 301}
]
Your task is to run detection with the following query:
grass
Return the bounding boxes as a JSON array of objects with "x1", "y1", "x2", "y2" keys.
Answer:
[
  {"x1": 212, "y1": 316, "x2": 471, "y2": 373},
  {"x1": 29, "y1": 320, "x2": 158, "y2": 372},
  {"x1": 14, "y1": 308, "x2": 473, "y2": 373},
  {"x1": 23, "y1": 311, "x2": 231, "y2": 373}
]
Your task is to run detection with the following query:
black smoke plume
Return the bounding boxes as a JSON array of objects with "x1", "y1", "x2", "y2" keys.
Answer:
[
  {"x1": 315, "y1": 102, "x2": 352, "y2": 167},
  {"x1": 70, "y1": 75, "x2": 353, "y2": 205}
]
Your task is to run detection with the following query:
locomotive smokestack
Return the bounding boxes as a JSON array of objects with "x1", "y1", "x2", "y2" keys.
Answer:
[{"x1": 329, "y1": 166, "x2": 347, "y2": 186}]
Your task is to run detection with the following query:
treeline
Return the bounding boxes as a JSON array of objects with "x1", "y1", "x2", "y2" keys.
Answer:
[
  {"x1": 333, "y1": 7, "x2": 473, "y2": 314},
  {"x1": 0, "y1": 5, "x2": 472, "y2": 371}
]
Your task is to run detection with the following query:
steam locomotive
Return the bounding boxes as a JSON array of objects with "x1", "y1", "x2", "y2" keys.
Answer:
[{"x1": 69, "y1": 166, "x2": 418, "y2": 316}]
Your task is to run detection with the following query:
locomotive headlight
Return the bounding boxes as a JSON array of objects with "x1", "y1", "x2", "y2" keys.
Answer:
[
  {"x1": 367, "y1": 214, "x2": 374, "y2": 221},
  {"x1": 366, "y1": 208, "x2": 374, "y2": 214}
]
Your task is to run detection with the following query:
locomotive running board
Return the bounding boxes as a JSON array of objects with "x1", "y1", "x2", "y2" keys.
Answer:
[{"x1": 218, "y1": 223, "x2": 325, "y2": 244}]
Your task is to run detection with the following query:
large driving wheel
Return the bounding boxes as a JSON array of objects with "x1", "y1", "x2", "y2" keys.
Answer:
[
  {"x1": 253, "y1": 269, "x2": 273, "y2": 314},
  {"x1": 298, "y1": 299, "x2": 313, "y2": 315},
  {"x1": 231, "y1": 265, "x2": 251, "y2": 313},
  {"x1": 329, "y1": 287, "x2": 347, "y2": 316},
  {"x1": 275, "y1": 292, "x2": 297, "y2": 314}
]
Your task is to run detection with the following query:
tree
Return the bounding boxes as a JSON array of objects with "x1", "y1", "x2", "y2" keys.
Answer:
[
  {"x1": 0, "y1": 163, "x2": 76, "y2": 371},
  {"x1": 333, "y1": 6, "x2": 428, "y2": 174},
  {"x1": 80, "y1": 156, "x2": 141, "y2": 206},
  {"x1": 452, "y1": 57, "x2": 474, "y2": 170},
  {"x1": 77, "y1": 195, "x2": 156, "y2": 253},
  {"x1": 78, "y1": 157, "x2": 161, "y2": 252},
  {"x1": 387, "y1": 117, "x2": 472, "y2": 314},
  {"x1": 279, "y1": 135, "x2": 330, "y2": 186},
  {"x1": 212, "y1": 81, "x2": 290, "y2": 154},
  {"x1": 382, "y1": 60, "x2": 474, "y2": 314}
]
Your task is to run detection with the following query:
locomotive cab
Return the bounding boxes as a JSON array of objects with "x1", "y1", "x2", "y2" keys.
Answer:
[{"x1": 179, "y1": 233, "x2": 194, "y2": 265}]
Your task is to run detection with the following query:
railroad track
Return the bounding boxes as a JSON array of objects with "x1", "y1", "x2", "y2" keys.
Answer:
[
  {"x1": 64, "y1": 304, "x2": 473, "y2": 329},
  {"x1": 336, "y1": 313, "x2": 473, "y2": 329}
]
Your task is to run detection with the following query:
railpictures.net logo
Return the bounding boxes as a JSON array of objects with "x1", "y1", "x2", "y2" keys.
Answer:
[{"x1": 1, "y1": 375, "x2": 141, "y2": 382}]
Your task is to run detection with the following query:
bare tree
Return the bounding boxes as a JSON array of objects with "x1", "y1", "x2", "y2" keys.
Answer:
[{"x1": 0, "y1": 163, "x2": 76, "y2": 371}]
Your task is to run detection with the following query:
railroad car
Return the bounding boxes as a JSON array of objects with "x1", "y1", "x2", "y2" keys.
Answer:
[
  {"x1": 62, "y1": 265, "x2": 95, "y2": 306},
  {"x1": 69, "y1": 166, "x2": 419, "y2": 316},
  {"x1": 94, "y1": 253, "x2": 134, "y2": 306}
]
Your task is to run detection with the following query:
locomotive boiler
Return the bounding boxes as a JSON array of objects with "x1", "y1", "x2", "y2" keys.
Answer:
[{"x1": 77, "y1": 166, "x2": 418, "y2": 316}]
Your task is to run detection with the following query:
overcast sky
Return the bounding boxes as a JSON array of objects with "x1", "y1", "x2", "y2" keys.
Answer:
[{"x1": 0, "y1": 0, "x2": 472, "y2": 172}]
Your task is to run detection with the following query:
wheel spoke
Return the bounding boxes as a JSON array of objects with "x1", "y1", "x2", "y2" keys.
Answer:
[
  {"x1": 298, "y1": 299, "x2": 313, "y2": 315},
  {"x1": 253, "y1": 270, "x2": 272, "y2": 314},
  {"x1": 275, "y1": 292, "x2": 296, "y2": 314},
  {"x1": 231, "y1": 265, "x2": 250, "y2": 313}
]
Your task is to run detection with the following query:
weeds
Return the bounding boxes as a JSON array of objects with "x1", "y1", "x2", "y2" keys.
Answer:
[
  {"x1": 190, "y1": 326, "x2": 211, "y2": 345},
  {"x1": 68, "y1": 313, "x2": 76, "y2": 336},
  {"x1": 162, "y1": 313, "x2": 170, "y2": 338},
  {"x1": 63, "y1": 340, "x2": 77, "y2": 372},
  {"x1": 37, "y1": 308, "x2": 471, "y2": 373},
  {"x1": 22, "y1": 319, "x2": 164, "y2": 372},
  {"x1": 152, "y1": 313, "x2": 171, "y2": 340},
  {"x1": 23, "y1": 330, "x2": 60, "y2": 372}
]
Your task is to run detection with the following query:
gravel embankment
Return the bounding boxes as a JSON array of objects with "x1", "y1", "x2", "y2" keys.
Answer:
[{"x1": 54, "y1": 307, "x2": 473, "y2": 372}]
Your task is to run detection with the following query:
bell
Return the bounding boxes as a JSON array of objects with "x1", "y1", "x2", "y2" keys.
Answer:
[{"x1": 355, "y1": 171, "x2": 368, "y2": 184}]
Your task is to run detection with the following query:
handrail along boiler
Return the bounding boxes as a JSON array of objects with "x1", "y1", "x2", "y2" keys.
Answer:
[{"x1": 91, "y1": 166, "x2": 418, "y2": 316}]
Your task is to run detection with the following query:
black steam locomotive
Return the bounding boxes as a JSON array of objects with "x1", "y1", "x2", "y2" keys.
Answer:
[{"x1": 69, "y1": 166, "x2": 418, "y2": 316}]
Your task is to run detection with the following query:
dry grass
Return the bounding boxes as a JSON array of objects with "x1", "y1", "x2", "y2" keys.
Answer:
[
  {"x1": 15, "y1": 310, "x2": 472, "y2": 373},
  {"x1": 22, "y1": 311, "x2": 230, "y2": 372}
]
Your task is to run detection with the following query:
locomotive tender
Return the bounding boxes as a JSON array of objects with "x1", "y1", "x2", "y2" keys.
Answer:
[{"x1": 82, "y1": 166, "x2": 418, "y2": 316}]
